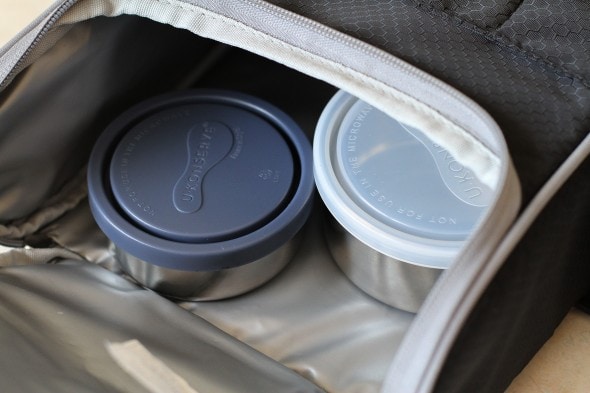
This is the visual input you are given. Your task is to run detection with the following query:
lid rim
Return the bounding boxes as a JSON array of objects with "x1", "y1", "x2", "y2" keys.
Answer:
[{"x1": 107, "y1": 103, "x2": 296, "y2": 244}]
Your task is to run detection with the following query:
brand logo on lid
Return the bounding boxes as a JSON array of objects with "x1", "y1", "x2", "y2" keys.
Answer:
[
  {"x1": 173, "y1": 121, "x2": 234, "y2": 213},
  {"x1": 393, "y1": 123, "x2": 493, "y2": 208},
  {"x1": 425, "y1": 143, "x2": 493, "y2": 207}
]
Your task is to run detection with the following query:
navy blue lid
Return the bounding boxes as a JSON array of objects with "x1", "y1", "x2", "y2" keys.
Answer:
[
  {"x1": 109, "y1": 104, "x2": 294, "y2": 243},
  {"x1": 87, "y1": 90, "x2": 313, "y2": 272}
]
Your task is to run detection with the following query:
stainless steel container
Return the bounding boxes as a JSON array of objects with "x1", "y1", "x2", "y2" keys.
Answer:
[
  {"x1": 324, "y1": 216, "x2": 441, "y2": 312},
  {"x1": 115, "y1": 232, "x2": 300, "y2": 300},
  {"x1": 88, "y1": 90, "x2": 314, "y2": 300},
  {"x1": 313, "y1": 91, "x2": 494, "y2": 312}
]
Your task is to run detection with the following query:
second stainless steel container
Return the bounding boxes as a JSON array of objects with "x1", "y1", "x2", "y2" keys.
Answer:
[{"x1": 313, "y1": 91, "x2": 494, "y2": 312}]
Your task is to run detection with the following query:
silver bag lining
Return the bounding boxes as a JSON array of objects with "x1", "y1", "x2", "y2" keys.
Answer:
[{"x1": 0, "y1": 16, "x2": 417, "y2": 393}]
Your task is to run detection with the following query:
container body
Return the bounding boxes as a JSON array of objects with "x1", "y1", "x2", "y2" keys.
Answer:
[
  {"x1": 88, "y1": 89, "x2": 314, "y2": 300},
  {"x1": 116, "y1": 231, "x2": 300, "y2": 300},
  {"x1": 324, "y1": 217, "x2": 441, "y2": 312},
  {"x1": 313, "y1": 91, "x2": 493, "y2": 312}
]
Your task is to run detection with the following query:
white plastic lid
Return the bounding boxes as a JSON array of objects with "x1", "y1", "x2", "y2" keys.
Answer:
[{"x1": 313, "y1": 91, "x2": 494, "y2": 269}]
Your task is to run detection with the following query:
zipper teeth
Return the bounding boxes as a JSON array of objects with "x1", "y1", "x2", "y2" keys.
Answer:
[
  {"x1": 262, "y1": 0, "x2": 512, "y2": 155},
  {"x1": 248, "y1": 0, "x2": 423, "y2": 69},
  {"x1": 243, "y1": 0, "x2": 500, "y2": 134},
  {"x1": 244, "y1": 2, "x2": 469, "y2": 96},
  {"x1": 0, "y1": 0, "x2": 79, "y2": 90}
]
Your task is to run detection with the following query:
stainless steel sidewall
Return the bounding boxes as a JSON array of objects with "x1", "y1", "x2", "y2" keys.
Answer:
[
  {"x1": 325, "y1": 217, "x2": 442, "y2": 313},
  {"x1": 115, "y1": 233, "x2": 300, "y2": 301}
]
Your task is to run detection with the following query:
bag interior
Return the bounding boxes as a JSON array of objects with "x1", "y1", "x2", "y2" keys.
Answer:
[
  {"x1": 5, "y1": 3, "x2": 588, "y2": 391},
  {"x1": 0, "y1": 15, "x2": 418, "y2": 393},
  {"x1": 5, "y1": 1, "x2": 588, "y2": 392}
]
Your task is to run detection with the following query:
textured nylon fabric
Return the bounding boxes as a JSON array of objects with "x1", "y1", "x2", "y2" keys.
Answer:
[
  {"x1": 499, "y1": 0, "x2": 590, "y2": 83},
  {"x1": 423, "y1": 0, "x2": 523, "y2": 29},
  {"x1": 267, "y1": 1, "x2": 590, "y2": 392}
]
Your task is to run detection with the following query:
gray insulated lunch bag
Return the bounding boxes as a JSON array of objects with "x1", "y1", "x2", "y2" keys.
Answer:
[{"x1": 1, "y1": 1, "x2": 589, "y2": 392}]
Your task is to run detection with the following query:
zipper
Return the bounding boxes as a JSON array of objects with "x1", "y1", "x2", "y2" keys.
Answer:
[
  {"x1": 0, "y1": 0, "x2": 79, "y2": 90},
  {"x1": 238, "y1": 0, "x2": 502, "y2": 142}
]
